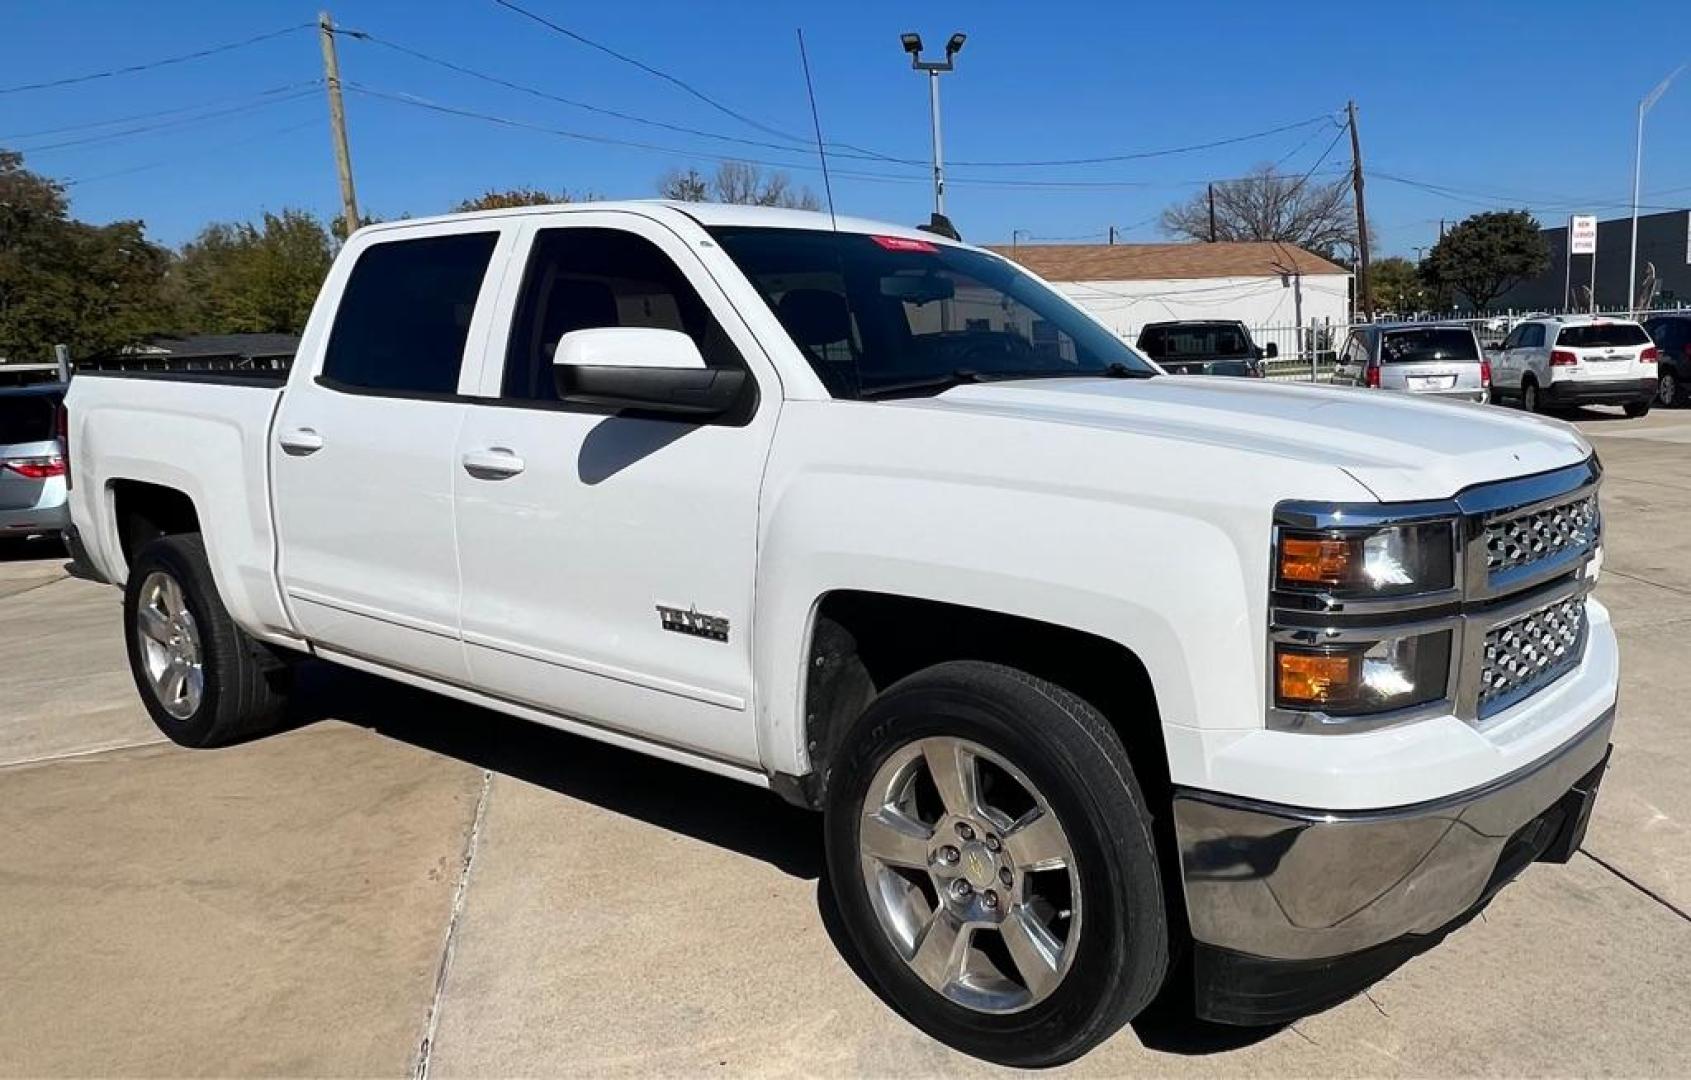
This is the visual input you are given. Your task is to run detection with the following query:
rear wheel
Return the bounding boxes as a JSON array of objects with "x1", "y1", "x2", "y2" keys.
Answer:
[
  {"x1": 824, "y1": 661, "x2": 1168, "y2": 1067},
  {"x1": 1658, "y1": 371, "x2": 1681, "y2": 407},
  {"x1": 1522, "y1": 380, "x2": 1541, "y2": 413},
  {"x1": 124, "y1": 534, "x2": 291, "y2": 747}
]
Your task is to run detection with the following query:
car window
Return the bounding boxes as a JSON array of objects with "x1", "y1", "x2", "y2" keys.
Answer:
[
  {"x1": 707, "y1": 227, "x2": 1155, "y2": 398},
  {"x1": 1156, "y1": 324, "x2": 1252, "y2": 357},
  {"x1": 0, "y1": 393, "x2": 58, "y2": 444},
  {"x1": 1380, "y1": 328, "x2": 1479, "y2": 363},
  {"x1": 1501, "y1": 325, "x2": 1524, "y2": 350},
  {"x1": 1136, "y1": 326, "x2": 1166, "y2": 357},
  {"x1": 1519, "y1": 324, "x2": 1545, "y2": 349},
  {"x1": 500, "y1": 227, "x2": 744, "y2": 403},
  {"x1": 1555, "y1": 323, "x2": 1650, "y2": 348},
  {"x1": 322, "y1": 232, "x2": 499, "y2": 395}
]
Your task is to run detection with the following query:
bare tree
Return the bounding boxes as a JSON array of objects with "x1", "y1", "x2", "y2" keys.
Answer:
[
  {"x1": 656, "y1": 161, "x2": 820, "y2": 210},
  {"x1": 1160, "y1": 165, "x2": 1357, "y2": 260}
]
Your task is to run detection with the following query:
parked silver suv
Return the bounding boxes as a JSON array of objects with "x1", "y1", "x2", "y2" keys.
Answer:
[
  {"x1": 0, "y1": 383, "x2": 69, "y2": 540},
  {"x1": 1331, "y1": 323, "x2": 1490, "y2": 403}
]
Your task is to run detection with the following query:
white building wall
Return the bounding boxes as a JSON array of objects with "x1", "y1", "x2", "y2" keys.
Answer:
[{"x1": 1051, "y1": 273, "x2": 1352, "y2": 338}]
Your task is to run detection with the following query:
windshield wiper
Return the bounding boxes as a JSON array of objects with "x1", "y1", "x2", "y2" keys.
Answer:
[
  {"x1": 858, "y1": 363, "x2": 1153, "y2": 400},
  {"x1": 858, "y1": 368, "x2": 986, "y2": 400}
]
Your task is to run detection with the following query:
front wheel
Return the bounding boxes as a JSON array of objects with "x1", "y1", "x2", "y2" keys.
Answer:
[
  {"x1": 824, "y1": 661, "x2": 1168, "y2": 1067},
  {"x1": 124, "y1": 533, "x2": 292, "y2": 747},
  {"x1": 1658, "y1": 371, "x2": 1682, "y2": 408},
  {"x1": 1625, "y1": 399, "x2": 1652, "y2": 418}
]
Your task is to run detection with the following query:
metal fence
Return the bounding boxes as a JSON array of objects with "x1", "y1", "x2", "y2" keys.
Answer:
[{"x1": 1249, "y1": 305, "x2": 1691, "y2": 383}]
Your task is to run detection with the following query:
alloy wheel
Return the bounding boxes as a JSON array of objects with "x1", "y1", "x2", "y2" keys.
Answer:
[
  {"x1": 135, "y1": 571, "x2": 204, "y2": 720},
  {"x1": 1660, "y1": 373, "x2": 1678, "y2": 407},
  {"x1": 858, "y1": 736, "x2": 1082, "y2": 1014}
]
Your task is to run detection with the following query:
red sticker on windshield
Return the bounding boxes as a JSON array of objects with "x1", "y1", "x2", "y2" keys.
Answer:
[{"x1": 872, "y1": 235, "x2": 939, "y2": 252}]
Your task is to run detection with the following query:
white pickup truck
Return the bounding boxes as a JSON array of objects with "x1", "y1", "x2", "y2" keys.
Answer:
[{"x1": 67, "y1": 203, "x2": 1618, "y2": 1066}]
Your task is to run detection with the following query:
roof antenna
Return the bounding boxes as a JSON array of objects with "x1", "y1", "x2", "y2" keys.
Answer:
[{"x1": 795, "y1": 28, "x2": 837, "y2": 231}]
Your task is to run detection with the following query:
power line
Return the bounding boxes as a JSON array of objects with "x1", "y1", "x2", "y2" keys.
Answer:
[
  {"x1": 63, "y1": 115, "x2": 320, "y2": 187},
  {"x1": 944, "y1": 113, "x2": 1342, "y2": 168},
  {"x1": 487, "y1": 0, "x2": 814, "y2": 147},
  {"x1": 15, "y1": 86, "x2": 323, "y2": 155},
  {"x1": 0, "y1": 23, "x2": 312, "y2": 96},
  {"x1": 0, "y1": 81, "x2": 322, "y2": 142}
]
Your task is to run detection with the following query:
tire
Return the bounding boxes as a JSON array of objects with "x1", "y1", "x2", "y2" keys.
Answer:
[
  {"x1": 1522, "y1": 379, "x2": 1541, "y2": 414},
  {"x1": 1625, "y1": 399, "x2": 1652, "y2": 418},
  {"x1": 823, "y1": 661, "x2": 1168, "y2": 1067},
  {"x1": 123, "y1": 533, "x2": 291, "y2": 747},
  {"x1": 1658, "y1": 371, "x2": 1682, "y2": 408}
]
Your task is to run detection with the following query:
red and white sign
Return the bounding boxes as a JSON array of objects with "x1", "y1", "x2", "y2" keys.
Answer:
[{"x1": 1569, "y1": 215, "x2": 1598, "y2": 256}]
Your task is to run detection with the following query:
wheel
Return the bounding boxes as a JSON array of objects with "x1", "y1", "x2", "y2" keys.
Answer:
[
  {"x1": 1522, "y1": 380, "x2": 1541, "y2": 413},
  {"x1": 1625, "y1": 399, "x2": 1652, "y2": 418},
  {"x1": 823, "y1": 661, "x2": 1168, "y2": 1067},
  {"x1": 1656, "y1": 371, "x2": 1680, "y2": 407},
  {"x1": 124, "y1": 533, "x2": 291, "y2": 747}
]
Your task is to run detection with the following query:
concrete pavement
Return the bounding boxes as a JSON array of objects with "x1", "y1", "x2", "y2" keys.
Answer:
[{"x1": 1, "y1": 404, "x2": 1688, "y2": 1076}]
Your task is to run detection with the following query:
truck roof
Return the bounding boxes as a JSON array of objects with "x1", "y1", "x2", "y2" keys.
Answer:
[{"x1": 356, "y1": 200, "x2": 964, "y2": 247}]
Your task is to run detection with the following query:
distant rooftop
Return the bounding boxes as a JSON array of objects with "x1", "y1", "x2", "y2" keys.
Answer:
[
  {"x1": 127, "y1": 333, "x2": 300, "y2": 360},
  {"x1": 987, "y1": 241, "x2": 1349, "y2": 282}
]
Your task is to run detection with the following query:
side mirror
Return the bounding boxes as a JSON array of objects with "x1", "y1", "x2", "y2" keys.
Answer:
[
  {"x1": 1263, "y1": 342, "x2": 1279, "y2": 359},
  {"x1": 553, "y1": 328, "x2": 746, "y2": 417}
]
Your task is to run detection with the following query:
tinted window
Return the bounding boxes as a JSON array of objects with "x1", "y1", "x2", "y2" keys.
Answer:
[
  {"x1": 1136, "y1": 326, "x2": 1166, "y2": 357},
  {"x1": 1156, "y1": 324, "x2": 1253, "y2": 357},
  {"x1": 0, "y1": 393, "x2": 59, "y2": 444},
  {"x1": 708, "y1": 228, "x2": 1154, "y2": 398},
  {"x1": 323, "y1": 232, "x2": 498, "y2": 395},
  {"x1": 502, "y1": 228, "x2": 742, "y2": 402},
  {"x1": 1519, "y1": 324, "x2": 1545, "y2": 349},
  {"x1": 1556, "y1": 323, "x2": 1650, "y2": 348},
  {"x1": 1380, "y1": 327, "x2": 1479, "y2": 363}
]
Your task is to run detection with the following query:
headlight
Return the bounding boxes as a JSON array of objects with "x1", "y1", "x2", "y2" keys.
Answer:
[
  {"x1": 1276, "y1": 521, "x2": 1456, "y2": 597},
  {"x1": 1274, "y1": 631, "x2": 1453, "y2": 715}
]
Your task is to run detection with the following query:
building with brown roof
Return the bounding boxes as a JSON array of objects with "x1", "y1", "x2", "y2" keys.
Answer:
[{"x1": 989, "y1": 241, "x2": 1353, "y2": 346}]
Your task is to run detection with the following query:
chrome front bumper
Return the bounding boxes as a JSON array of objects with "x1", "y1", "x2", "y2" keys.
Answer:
[{"x1": 1172, "y1": 704, "x2": 1614, "y2": 963}]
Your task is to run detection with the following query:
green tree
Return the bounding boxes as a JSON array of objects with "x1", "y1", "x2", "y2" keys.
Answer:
[
  {"x1": 453, "y1": 187, "x2": 593, "y2": 212},
  {"x1": 1420, "y1": 211, "x2": 1549, "y2": 312},
  {"x1": 1369, "y1": 256, "x2": 1424, "y2": 313},
  {"x1": 168, "y1": 210, "x2": 335, "y2": 335},
  {"x1": 0, "y1": 149, "x2": 172, "y2": 361}
]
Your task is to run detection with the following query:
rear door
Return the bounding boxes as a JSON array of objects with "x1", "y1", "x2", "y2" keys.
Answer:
[
  {"x1": 1551, "y1": 321, "x2": 1654, "y2": 383},
  {"x1": 271, "y1": 222, "x2": 514, "y2": 682},
  {"x1": 1376, "y1": 327, "x2": 1484, "y2": 393},
  {"x1": 0, "y1": 390, "x2": 64, "y2": 524}
]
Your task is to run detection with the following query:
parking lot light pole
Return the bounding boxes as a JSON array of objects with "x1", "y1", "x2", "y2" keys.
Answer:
[
  {"x1": 1630, "y1": 64, "x2": 1685, "y2": 317},
  {"x1": 900, "y1": 32, "x2": 966, "y2": 217}
]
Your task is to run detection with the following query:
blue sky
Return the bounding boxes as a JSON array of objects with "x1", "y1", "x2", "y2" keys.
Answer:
[{"x1": 3, "y1": 0, "x2": 1687, "y2": 256}]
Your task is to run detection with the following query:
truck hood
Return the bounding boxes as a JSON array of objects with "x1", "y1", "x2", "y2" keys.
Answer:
[{"x1": 895, "y1": 375, "x2": 1591, "y2": 502}]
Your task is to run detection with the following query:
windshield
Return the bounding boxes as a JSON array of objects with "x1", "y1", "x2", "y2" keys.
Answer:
[
  {"x1": 1380, "y1": 327, "x2": 1479, "y2": 364},
  {"x1": 1557, "y1": 323, "x2": 1651, "y2": 349},
  {"x1": 707, "y1": 227, "x2": 1156, "y2": 398}
]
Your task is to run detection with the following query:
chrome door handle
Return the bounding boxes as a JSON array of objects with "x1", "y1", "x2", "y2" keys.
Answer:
[
  {"x1": 462, "y1": 447, "x2": 526, "y2": 479},
  {"x1": 278, "y1": 427, "x2": 325, "y2": 455}
]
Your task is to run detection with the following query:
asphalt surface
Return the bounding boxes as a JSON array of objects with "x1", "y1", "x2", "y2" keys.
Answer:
[{"x1": 1, "y1": 404, "x2": 1688, "y2": 1077}]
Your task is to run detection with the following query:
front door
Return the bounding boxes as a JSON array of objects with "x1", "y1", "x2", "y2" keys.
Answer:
[
  {"x1": 452, "y1": 212, "x2": 777, "y2": 763},
  {"x1": 272, "y1": 224, "x2": 511, "y2": 682}
]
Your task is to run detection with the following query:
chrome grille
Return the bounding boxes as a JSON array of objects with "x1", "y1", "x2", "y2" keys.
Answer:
[
  {"x1": 1479, "y1": 595, "x2": 1587, "y2": 716},
  {"x1": 1485, "y1": 494, "x2": 1597, "y2": 578}
]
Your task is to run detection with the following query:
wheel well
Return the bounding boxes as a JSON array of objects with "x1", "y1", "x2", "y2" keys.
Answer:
[
  {"x1": 802, "y1": 591, "x2": 1169, "y2": 812},
  {"x1": 110, "y1": 481, "x2": 200, "y2": 565}
]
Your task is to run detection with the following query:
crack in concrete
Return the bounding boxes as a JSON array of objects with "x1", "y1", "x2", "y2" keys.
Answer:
[
  {"x1": 0, "y1": 737, "x2": 170, "y2": 773},
  {"x1": 1602, "y1": 567, "x2": 1691, "y2": 598},
  {"x1": 413, "y1": 769, "x2": 493, "y2": 1080},
  {"x1": 0, "y1": 573, "x2": 69, "y2": 601},
  {"x1": 1578, "y1": 848, "x2": 1691, "y2": 924}
]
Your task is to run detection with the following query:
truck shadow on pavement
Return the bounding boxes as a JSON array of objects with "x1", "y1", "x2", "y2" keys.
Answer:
[{"x1": 287, "y1": 659, "x2": 1281, "y2": 1058}]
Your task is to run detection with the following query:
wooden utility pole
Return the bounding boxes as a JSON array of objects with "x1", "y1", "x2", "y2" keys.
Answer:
[
  {"x1": 1347, "y1": 100, "x2": 1372, "y2": 321},
  {"x1": 318, "y1": 11, "x2": 360, "y2": 234},
  {"x1": 1108, "y1": 225, "x2": 1117, "y2": 245},
  {"x1": 1207, "y1": 183, "x2": 1217, "y2": 242}
]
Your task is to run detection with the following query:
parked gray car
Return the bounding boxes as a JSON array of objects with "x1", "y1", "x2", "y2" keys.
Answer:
[
  {"x1": 1331, "y1": 323, "x2": 1490, "y2": 403},
  {"x1": 0, "y1": 383, "x2": 69, "y2": 539}
]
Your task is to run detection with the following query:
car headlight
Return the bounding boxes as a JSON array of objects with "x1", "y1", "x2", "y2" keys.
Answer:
[
  {"x1": 1276, "y1": 521, "x2": 1456, "y2": 597},
  {"x1": 1274, "y1": 631, "x2": 1453, "y2": 715}
]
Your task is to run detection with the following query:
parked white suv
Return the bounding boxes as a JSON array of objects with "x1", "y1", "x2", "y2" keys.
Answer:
[
  {"x1": 64, "y1": 203, "x2": 1619, "y2": 1066},
  {"x1": 1491, "y1": 315, "x2": 1658, "y2": 416}
]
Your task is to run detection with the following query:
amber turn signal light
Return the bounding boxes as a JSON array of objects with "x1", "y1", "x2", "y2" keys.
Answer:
[
  {"x1": 1276, "y1": 649, "x2": 1357, "y2": 707},
  {"x1": 1278, "y1": 536, "x2": 1354, "y2": 586}
]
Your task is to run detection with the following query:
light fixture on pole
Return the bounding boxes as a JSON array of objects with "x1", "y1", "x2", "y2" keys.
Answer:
[
  {"x1": 900, "y1": 31, "x2": 966, "y2": 219},
  {"x1": 1629, "y1": 63, "x2": 1684, "y2": 317}
]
